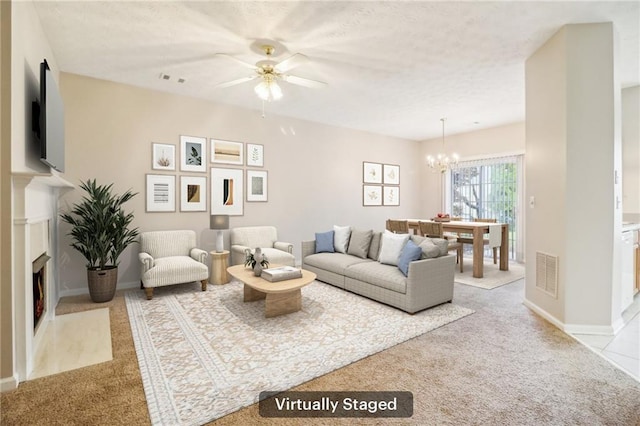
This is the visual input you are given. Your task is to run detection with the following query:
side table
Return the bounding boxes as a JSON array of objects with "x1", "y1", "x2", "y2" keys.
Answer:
[{"x1": 210, "y1": 250, "x2": 230, "y2": 285}]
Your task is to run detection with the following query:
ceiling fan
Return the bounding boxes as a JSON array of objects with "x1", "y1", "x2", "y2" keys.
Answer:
[{"x1": 214, "y1": 44, "x2": 327, "y2": 101}]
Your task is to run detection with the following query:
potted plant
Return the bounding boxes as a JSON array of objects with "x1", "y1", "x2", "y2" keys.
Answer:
[
  {"x1": 60, "y1": 179, "x2": 139, "y2": 302},
  {"x1": 244, "y1": 247, "x2": 270, "y2": 276}
]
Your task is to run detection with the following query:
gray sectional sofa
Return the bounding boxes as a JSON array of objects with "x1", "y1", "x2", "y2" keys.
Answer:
[{"x1": 301, "y1": 230, "x2": 455, "y2": 313}]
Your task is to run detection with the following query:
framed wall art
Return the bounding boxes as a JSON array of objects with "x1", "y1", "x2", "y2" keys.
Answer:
[
  {"x1": 152, "y1": 143, "x2": 175, "y2": 171},
  {"x1": 383, "y1": 186, "x2": 400, "y2": 206},
  {"x1": 383, "y1": 164, "x2": 400, "y2": 185},
  {"x1": 146, "y1": 174, "x2": 176, "y2": 212},
  {"x1": 211, "y1": 167, "x2": 243, "y2": 216},
  {"x1": 246, "y1": 170, "x2": 268, "y2": 202},
  {"x1": 180, "y1": 135, "x2": 206, "y2": 172},
  {"x1": 211, "y1": 139, "x2": 243, "y2": 165},
  {"x1": 363, "y1": 162, "x2": 383, "y2": 184},
  {"x1": 363, "y1": 185, "x2": 382, "y2": 206},
  {"x1": 180, "y1": 176, "x2": 207, "y2": 212},
  {"x1": 246, "y1": 143, "x2": 264, "y2": 167}
]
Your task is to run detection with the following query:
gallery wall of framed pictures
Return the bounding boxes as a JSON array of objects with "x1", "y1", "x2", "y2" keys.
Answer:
[
  {"x1": 362, "y1": 161, "x2": 400, "y2": 206},
  {"x1": 146, "y1": 136, "x2": 267, "y2": 214}
]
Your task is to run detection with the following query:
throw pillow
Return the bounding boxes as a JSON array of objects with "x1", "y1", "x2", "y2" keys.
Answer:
[
  {"x1": 347, "y1": 229, "x2": 373, "y2": 259},
  {"x1": 368, "y1": 232, "x2": 382, "y2": 260},
  {"x1": 429, "y1": 237, "x2": 449, "y2": 256},
  {"x1": 333, "y1": 225, "x2": 352, "y2": 253},
  {"x1": 418, "y1": 239, "x2": 441, "y2": 259},
  {"x1": 378, "y1": 231, "x2": 410, "y2": 266},
  {"x1": 397, "y1": 239, "x2": 423, "y2": 276},
  {"x1": 315, "y1": 231, "x2": 335, "y2": 253}
]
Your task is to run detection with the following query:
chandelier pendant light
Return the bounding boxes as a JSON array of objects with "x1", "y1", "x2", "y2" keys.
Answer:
[{"x1": 427, "y1": 118, "x2": 459, "y2": 173}]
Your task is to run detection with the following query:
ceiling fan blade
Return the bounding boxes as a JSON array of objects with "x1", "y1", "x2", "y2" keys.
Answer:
[
  {"x1": 214, "y1": 76, "x2": 258, "y2": 89},
  {"x1": 214, "y1": 53, "x2": 257, "y2": 70},
  {"x1": 282, "y1": 74, "x2": 327, "y2": 89},
  {"x1": 275, "y1": 53, "x2": 309, "y2": 73}
]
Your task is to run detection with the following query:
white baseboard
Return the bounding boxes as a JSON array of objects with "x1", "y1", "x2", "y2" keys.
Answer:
[
  {"x1": 523, "y1": 299, "x2": 625, "y2": 336},
  {"x1": 0, "y1": 374, "x2": 19, "y2": 392},
  {"x1": 58, "y1": 280, "x2": 140, "y2": 298}
]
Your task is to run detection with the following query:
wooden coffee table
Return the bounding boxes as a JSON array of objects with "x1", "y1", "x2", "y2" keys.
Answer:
[{"x1": 226, "y1": 264, "x2": 316, "y2": 318}]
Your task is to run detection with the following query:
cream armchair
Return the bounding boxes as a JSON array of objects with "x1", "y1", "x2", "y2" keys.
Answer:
[
  {"x1": 139, "y1": 230, "x2": 209, "y2": 300},
  {"x1": 230, "y1": 226, "x2": 295, "y2": 266}
]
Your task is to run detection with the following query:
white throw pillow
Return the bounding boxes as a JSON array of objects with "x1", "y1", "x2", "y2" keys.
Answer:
[
  {"x1": 333, "y1": 225, "x2": 352, "y2": 253},
  {"x1": 378, "y1": 231, "x2": 410, "y2": 266}
]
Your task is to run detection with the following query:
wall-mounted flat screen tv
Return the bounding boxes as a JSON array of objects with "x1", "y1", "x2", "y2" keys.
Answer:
[{"x1": 34, "y1": 59, "x2": 65, "y2": 172}]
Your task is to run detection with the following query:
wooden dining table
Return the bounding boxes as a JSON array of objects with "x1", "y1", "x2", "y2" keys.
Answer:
[{"x1": 406, "y1": 219, "x2": 509, "y2": 278}]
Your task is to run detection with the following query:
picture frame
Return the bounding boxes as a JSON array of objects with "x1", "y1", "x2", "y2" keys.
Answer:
[
  {"x1": 180, "y1": 135, "x2": 206, "y2": 172},
  {"x1": 180, "y1": 176, "x2": 207, "y2": 212},
  {"x1": 211, "y1": 139, "x2": 244, "y2": 165},
  {"x1": 246, "y1": 143, "x2": 264, "y2": 167},
  {"x1": 363, "y1": 162, "x2": 383, "y2": 184},
  {"x1": 146, "y1": 174, "x2": 176, "y2": 212},
  {"x1": 383, "y1": 164, "x2": 400, "y2": 185},
  {"x1": 383, "y1": 186, "x2": 400, "y2": 206},
  {"x1": 363, "y1": 185, "x2": 382, "y2": 206},
  {"x1": 211, "y1": 167, "x2": 243, "y2": 216},
  {"x1": 152, "y1": 143, "x2": 175, "y2": 171},
  {"x1": 246, "y1": 170, "x2": 268, "y2": 202}
]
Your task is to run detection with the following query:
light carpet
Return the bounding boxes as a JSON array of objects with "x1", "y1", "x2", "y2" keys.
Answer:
[
  {"x1": 125, "y1": 280, "x2": 473, "y2": 425},
  {"x1": 455, "y1": 260, "x2": 525, "y2": 289}
]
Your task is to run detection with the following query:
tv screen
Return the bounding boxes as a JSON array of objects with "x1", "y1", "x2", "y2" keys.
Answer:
[{"x1": 39, "y1": 60, "x2": 65, "y2": 172}]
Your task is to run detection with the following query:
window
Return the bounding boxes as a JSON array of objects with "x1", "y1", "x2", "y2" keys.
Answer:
[{"x1": 445, "y1": 155, "x2": 524, "y2": 261}]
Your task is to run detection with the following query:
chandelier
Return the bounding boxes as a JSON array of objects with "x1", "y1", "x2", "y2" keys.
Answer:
[{"x1": 427, "y1": 118, "x2": 459, "y2": 173}]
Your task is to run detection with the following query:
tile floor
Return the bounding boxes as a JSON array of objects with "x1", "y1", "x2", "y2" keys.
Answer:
[
  {"x1": 29, "y1": 308, "x2": 113, "y2": 380},
  {"x1": 571, "y1": 295, "x2": 640, "y2": 382}
]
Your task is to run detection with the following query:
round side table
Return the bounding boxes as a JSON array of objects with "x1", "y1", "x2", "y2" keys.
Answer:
[{"x1": 210, "y1": 250, "x2": 230, "y2": 285}]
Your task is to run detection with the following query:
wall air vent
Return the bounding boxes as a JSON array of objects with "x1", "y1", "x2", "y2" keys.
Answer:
[{"x1": 536, "y1": 252, "x2": 558, "y2": 298}]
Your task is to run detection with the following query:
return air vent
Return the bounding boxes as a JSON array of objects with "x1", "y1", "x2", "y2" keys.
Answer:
[{"x1": 536, "y1": 252, "x2": 558, "y2": 298}]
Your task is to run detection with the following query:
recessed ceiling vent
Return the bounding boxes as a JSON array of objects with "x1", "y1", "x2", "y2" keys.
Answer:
[{"x1": 536, "y1": 252, "x2": 558, "y2": 298}]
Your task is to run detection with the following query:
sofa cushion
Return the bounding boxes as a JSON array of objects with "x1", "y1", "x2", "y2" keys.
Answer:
[
  {"x1": 397, "y1": 239, "x2": 423, "y2": 276},
  {"x1": 304, "y1": 252, "x2": 371, "y2": 275},
  {"x1": 368, "y1": 231, "x2": 382, "y2": 260},
  {"x1": 315, "y1": 230, "x2": 335, "y2": 253},
  {"x1": 429, "y1": 237, "x2": 449, "y2": 256},
  {"x1": 347, "y1": 229, "x2": 373, "y2": 259},
  {"x1": 418, "y1": 239, "x2": 441, "y2": 259},
  {"x1": 344, "y1": 261, "x2": 407, "y2": 294},
  {"x1": 333, "y1": 225, "x2": 351, "y2": 253},
  {"x1": 378, "y1": 231, "x2": 410, "y2": 266}
]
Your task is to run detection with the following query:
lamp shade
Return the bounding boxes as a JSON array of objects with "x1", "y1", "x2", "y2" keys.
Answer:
[{"x1": 210, "y1": 214, "x2": 229, "y2": 230}]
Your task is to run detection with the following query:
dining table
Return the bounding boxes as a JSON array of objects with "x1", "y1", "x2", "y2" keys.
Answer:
[{"x1": 406, "y1": 219, "x2": 509, "y2": 278}]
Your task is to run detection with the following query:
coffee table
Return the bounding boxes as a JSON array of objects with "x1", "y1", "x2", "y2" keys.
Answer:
[{"x1": 226, "y1": 264, "x2": 316, "y2": 317}]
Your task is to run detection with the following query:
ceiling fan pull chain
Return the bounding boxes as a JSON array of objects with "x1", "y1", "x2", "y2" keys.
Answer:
[{"x1": 261, "y1": 100, "x2": 266, "y2": 118}]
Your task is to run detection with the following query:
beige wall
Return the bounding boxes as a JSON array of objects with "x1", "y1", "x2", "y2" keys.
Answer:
[
  {"x1": 58, "y1": 73, "x2": 423, "y2": 294},
  {"x1": 419, "y1": 122, "x2": 525, "y2": 216},
  {"x1": 622, "y1": 85, "x2": 639, "y2": 215}
]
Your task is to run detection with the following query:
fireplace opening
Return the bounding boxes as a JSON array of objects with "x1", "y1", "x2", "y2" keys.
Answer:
[{"x1": 32, "y1": 253, "x2": 50, "y2": 332}]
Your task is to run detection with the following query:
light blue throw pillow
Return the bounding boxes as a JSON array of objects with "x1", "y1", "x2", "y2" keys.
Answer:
[
  {"x1": 315, "y1": 231, "x2": 335, "y2": 253},
  {"x1": 397, "y1": 239, "x2": 423, "y2": 276}
]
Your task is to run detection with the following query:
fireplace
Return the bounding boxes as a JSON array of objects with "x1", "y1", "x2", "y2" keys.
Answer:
[{"x1": 32, "y1": 253, "x2": 50, "y2": 332}]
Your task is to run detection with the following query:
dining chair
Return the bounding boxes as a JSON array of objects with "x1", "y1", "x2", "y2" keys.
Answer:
[
  {"x1": 385, "y1": 219, "x2": 410, "y2": 234},
  {"x1": 418, "y1": 221, "x2": 463, "y2": 272},
  {"x1": 475, "y1": 218, "x2": 499, "y2": 264}
]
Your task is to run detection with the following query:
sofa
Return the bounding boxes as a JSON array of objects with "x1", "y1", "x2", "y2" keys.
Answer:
[
  {"x1": 230, "y1": 226, "x2": 295, "y2": 266},
  {"x1": 301, "y1": 226, "x2": 455, "y2": 313}
]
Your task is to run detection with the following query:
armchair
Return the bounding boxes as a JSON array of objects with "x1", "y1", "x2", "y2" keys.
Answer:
[
  {"x1": 139, "y1": 230, "x2": 209, "y2": 300},
  {"x1": 230, "y1": 226, "x2": 295, "y2": 266}
]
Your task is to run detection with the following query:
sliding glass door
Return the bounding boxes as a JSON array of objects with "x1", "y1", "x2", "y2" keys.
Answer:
[{"x1": 445, "y1": 155, "x2": 524, "y2": 262}]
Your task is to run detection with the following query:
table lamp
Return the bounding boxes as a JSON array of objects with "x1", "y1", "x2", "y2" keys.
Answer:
[{"x1": 210, "y1": 214, "x2": 229, "y2": 252}]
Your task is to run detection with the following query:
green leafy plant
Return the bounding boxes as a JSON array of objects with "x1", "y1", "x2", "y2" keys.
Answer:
[
  {"x1": 244, "y1": 251, "x2": 269, "y2": 269},
  {"x1": 60, "y1": 179, "x2": 139, "y2": 270}
]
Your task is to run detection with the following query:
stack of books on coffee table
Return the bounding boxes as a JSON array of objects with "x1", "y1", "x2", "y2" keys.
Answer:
[{"x1": 261, "y1": 266, "x2": 303, "y2": 282}]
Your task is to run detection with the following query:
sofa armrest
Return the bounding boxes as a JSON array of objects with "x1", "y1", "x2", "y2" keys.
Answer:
[
  {"x1": 138, "y1": 252, "x2": 154, "y2": 273},
  {"x1": 274, "y1": 241, "x2": 294, "y2": 254},
  {"x1": 405, "y1": 254, "x2": 455, "y2": 312},
  {"x1": 190, "y1": 248, "x2": 208, "y2": 264},
  {"x1": 301, "y1": 240, "x2": 316, "y2": 260},
  {"x1": 230, "y1": 245, "x2": 250, "y2": 266}
]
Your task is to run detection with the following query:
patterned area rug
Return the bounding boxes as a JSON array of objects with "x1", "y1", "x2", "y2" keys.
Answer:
[
  {"x1": 455, "y1": 260, "x2": 525, "y2": 289},
  {"x1": 125, "y1": 280, "x2": 474, "y2": 425}
]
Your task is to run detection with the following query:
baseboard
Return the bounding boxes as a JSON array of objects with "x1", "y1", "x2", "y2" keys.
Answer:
[
  {"x1": 0, "y1": 374, "x2": 19, "y2": 392},
  {"x1": 523, "y1": 299, "x2": 625, "y2": 336},
  {"x1": 58, "y1": 280, "x2": 140, "y2": 298}
]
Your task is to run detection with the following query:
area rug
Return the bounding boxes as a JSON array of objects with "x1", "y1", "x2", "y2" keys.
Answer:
[
  {"x1": 125, "y1": 280, "x2": 474, "y2": 425},
  {"x1": 455, "y1": 260, "x2": 525, "y2": 289}
]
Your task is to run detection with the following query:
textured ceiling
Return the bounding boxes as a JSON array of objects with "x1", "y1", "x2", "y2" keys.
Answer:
[{"x1": 33, "y1": 1, "x2": 639, "y2": 141}]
